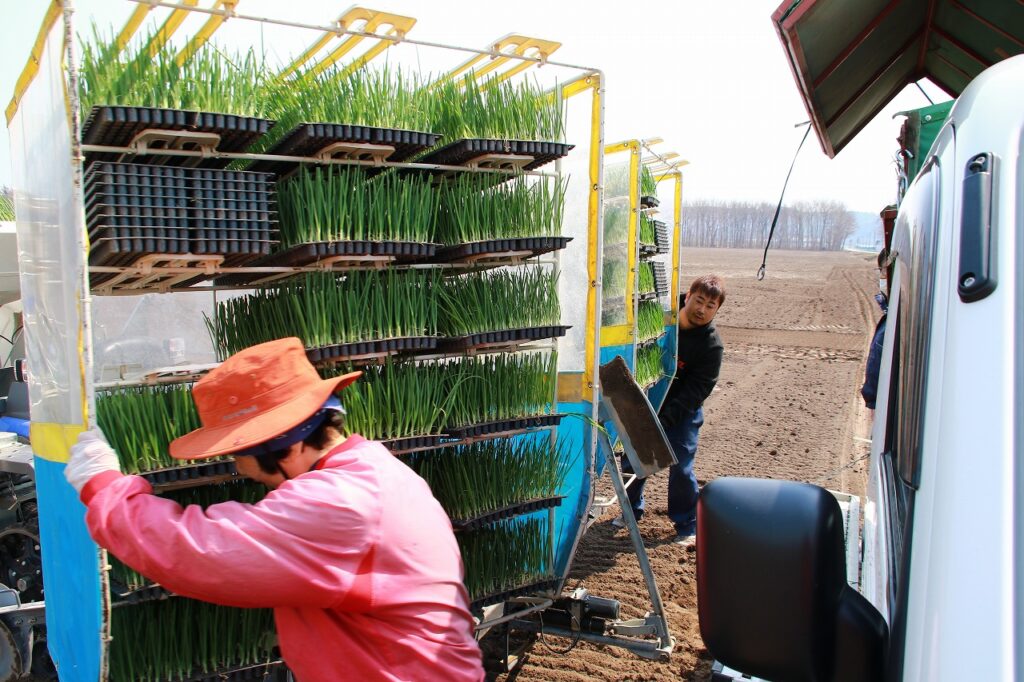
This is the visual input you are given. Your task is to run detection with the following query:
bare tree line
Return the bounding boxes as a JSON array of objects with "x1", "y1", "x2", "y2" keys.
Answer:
[{"x1": 681, "y1": 199, "x2": 855, "y2": 250}]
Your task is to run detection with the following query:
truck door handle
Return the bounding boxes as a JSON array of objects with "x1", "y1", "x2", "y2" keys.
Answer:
[{"x1": 958, "y1": 153, "x2": 996, "y2": 302}]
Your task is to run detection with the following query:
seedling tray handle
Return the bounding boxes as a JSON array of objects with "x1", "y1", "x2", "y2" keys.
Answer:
[{"x1": 315, "y1": 141, "x2": 396, "y2": 165}]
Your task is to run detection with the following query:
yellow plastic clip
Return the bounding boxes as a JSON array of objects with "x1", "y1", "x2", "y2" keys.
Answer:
[
  {"x1": 438, "y1": 34, "x2": 561, "y2": 89},
  {"x1": 280, "y1": 6, "x2": 416, "y2": 79}
]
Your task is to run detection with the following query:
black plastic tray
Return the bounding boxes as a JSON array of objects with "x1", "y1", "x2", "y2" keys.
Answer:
[
  {"x1": 444, "y1": 413, "x2": 564, "y2": 439},
  {"x1": 260, "y1": 240, "x2": 438, "y2": 268},
  {"x1": 89, "y1": 237, "x2": 191, "y2": 267},
  {"x1": 470, "y1": 578, "x2": 561, "y2": 610},
  {"x1": 418, "y1": 138, "x2": 574, "y2": 172},
  {"x1": 180, "y1": 660, "x2": 287, "y2": 682},
  {"x1": 451, "y1": 496, "x2": 565, "y2": 531},
  {"x1": 82, "y1": 105, "x2": 274, "y2": 168},
  {"x1": 434, "y1": 236, "x2": 572, "y2": 262},
  {"x1": 139, "y1": 460, "x2": 237, "y2": 487},
  {"x1": 640, "y1": 195, "x2": 660, "y2": 209},
  {"x1": 306, "y1": 336, "x2": 438, "y2": 363},
  {"x1": 380, "y1": 434, "x2": 446, "y2": 454},
  {"x1": 110, "y1": 582, "x2": 172, "y2": 606},
  {"x1": 247, "y1": 123, "x2": 443, "y2": 175},
  {"x1": 440, "y1": 325, "x2": 570, "y2": 351},
  {"x1": 636, "y1": 290, "x2": 659, "y2": 302}
]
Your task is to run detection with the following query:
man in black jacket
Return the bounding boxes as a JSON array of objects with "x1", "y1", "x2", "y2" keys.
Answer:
[{"x1": 618, "y1": 274, "x2": 725, "y2": 546}]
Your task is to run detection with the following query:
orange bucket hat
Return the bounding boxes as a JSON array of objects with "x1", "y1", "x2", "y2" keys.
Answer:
[{"x1": 169, "y1": 337, "x2": 360, "y2": 460}]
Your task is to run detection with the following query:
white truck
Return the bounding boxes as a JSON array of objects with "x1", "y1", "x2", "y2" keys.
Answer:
[{"x1": 697, "y1": 54, "x2": 1024, "y2": 681}]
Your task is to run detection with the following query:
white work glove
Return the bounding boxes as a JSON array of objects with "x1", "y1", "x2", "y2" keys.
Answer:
[{"x1": 65, "y1": 429, "x2": 122, "y2": 495}]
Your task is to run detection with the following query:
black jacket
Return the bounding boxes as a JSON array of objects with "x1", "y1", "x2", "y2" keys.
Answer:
[{"x1": 658, "y1": 321, "x2": 724, "y2": 427}]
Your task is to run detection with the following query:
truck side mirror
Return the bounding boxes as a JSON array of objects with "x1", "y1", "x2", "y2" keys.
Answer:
[{"x1": 696, "y1": 478, "x2": 887, "y2": 682}]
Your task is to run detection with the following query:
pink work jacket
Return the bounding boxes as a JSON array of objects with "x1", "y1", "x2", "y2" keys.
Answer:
[{"x1": 81, "y1": 435, "x2": 485, "y2": 682}]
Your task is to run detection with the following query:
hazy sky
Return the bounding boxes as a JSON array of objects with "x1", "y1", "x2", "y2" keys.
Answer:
[{"x1": 2, "y1": 0, "x2": 950, "y2": 213}]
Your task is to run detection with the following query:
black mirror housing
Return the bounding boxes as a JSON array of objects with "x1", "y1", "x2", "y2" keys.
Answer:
[{"x1": 696, "y1": 477, "x2": 887, "y2": 682}]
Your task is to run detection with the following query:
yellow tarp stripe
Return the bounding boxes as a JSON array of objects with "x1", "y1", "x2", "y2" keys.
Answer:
[
  {"x1": 6, "y1": 0, "x2": 62, "y2": 125},
  {"x1": 31, "y1": 423, "x2": 85, "y2": 464},
  {"x1": 600, "y1": 325, "x2": 633, "y2": 346}
]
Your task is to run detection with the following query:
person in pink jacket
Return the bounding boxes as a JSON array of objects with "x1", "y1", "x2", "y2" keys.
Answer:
[{"x1": 65, "y1": 337, "x2": 485, "y2": 682}]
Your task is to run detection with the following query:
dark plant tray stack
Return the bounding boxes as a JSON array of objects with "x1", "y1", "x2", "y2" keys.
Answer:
[
  {"x1": 445, "y1": 413, "x2": 564, "y2": 439},
  {"x1": 451, "y1": 496, "x2": 565, "y2": 531},
  {"x1": 82, "y1": 105, "x2": 274, "y2": 168},
  {"x1": 471, "y1": 578, "x2": 561, "y2": 610},
  {"x1": 189, "y1": 169, "x2": 278, "y2": 266},
  {"x1": 139, "y1": 459, "x2": 237, "y2": 489},
  {"x1": 435, "y1": 236, "x2": 572, "y2": 263},
  {"x1": 306, "y1": 336, "x2": 438, "y2": 364},
  {"x1": 418, "y1": 139, "x2": 575, "y2": 172},
  {"x1": 380, "y1": 434, "x2": 447, "y2": 454},
  {"x1": 247, "y1": 123, "x2": 443, "y2": 175},
  {"x1": 654, "y1": 220, "x2": 671, "y2": 255},
  {"x1": 652, "y1": 261, "x2": 669, "y2": 298},
  {"x1": 86, "y1": 163, "x2": 278, "y2": 281},
  {"x1": 636, "y1": 290, "x2": 659, "y2": 302},
  {"x1": 440, "y1": 325, "x2": 571, "y2": 352},
  {"x1": 640, "y1": 195, "x2": 660, "y2": 209}
]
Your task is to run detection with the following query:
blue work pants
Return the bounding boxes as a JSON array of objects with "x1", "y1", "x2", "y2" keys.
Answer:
[{"x1": 620, "y1": 407, "x2": 703, "y2": 537}]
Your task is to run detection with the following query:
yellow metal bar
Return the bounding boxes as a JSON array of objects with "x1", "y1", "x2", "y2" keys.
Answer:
[
  {"x1": 577, "y1": 75, "x2": 603, "y2": 393},
  {"x1": 662, "y1": 171, "x2": 684, "y2": 316},
  {"x1": 282, "y1": 7, "x2": 416, "y2": 78},
  {"x1": 115, "y1": 3, "x2": 153, "y2": 50},
  {"x1": 338, "y1": 38, "x2": 392, "y2": 77},
  {"x1": 6, "y1": 0, "x2": 62, "y2": 125},
  {"x1": 625, "y1": 143, "x2": 640, "y2": 326},
  {"x1": 489, "y1": 59, "x2": 533, "y2": 85},
  {"x1": 175, "y1": 0, "x2": 239, "y2": 65},
  {"x1": 146, "y1": 0, "x2": 199, "y2": 57}
]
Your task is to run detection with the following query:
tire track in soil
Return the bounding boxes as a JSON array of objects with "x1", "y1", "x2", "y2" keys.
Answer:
[{"x1": 499, "y1": 249, "x2": 877, "y2": 682}]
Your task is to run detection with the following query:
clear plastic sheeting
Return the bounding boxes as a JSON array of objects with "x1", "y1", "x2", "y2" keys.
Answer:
[
  {"x1": 91, "y1": 291, "x2": 222, "y2": 382},
  {"x1": 557, "y1": 87, "x2": 597, "y2": 374},
  {"x1": 9, "y1": 16, "x2": 85, "y2": 426},
  {"x1": 602, "y1": 161, "x2": 631, "y2": 327}
]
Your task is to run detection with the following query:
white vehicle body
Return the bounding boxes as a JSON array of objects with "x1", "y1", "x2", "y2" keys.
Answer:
[
  {"x1": 702, "y1": 55, "x2": 1024, "y2": 682},
  {"x1": 860, "y1": 53, "x2": 1023, "y2": 680}
]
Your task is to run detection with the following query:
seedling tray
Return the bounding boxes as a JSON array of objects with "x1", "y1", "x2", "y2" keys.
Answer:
[
  {"x1": 260, "y1": 240, "x2": 437, "y2": 267},
  {"x1": 110, "y1": 582, "x2": 172, "y2": 606},
  {"x1": 654, "y1": 220, "x2": 670, "y2": 255},
  {"x1": 248, "y1": 123, "x2": 443, "y2": 175},
  {"x1": 470, "y1": 578, "x2": 561, "y2": 610},
  {"x1": 451, "y1": 496, "x2": 565, "y2": 531},
  {"x1": 640, "y1": 195, "x2": 660, "y2": 209},
  {"x1": 139, "y1": 460, "x2": 237, "y2": 489},
  {"x1": 82, "y1": 105, "x2": 274, "y2": 167},
  {"x1": 306, "y1": 336, "x2": 438, "y2": 364},
  {"x1": 440, "y1": 325, "x2": 571, "y2": 352},
  {"x1": 418, "y1": 138, "x2": 575, "y2": 171},
  {"x1": 639, "y1": 243, "x2": 658, "y2": 258},
  {"x1": 637, "y1": 332, "x2": 667, "y2": 349},
  {"x1": 181, "y1": 660, "x2": 287, "y2": 682},
  {"x1": 434, "y1": 236, "x2": 572, "y2": 263},
  {"x1": 381, "y1": 434, "x2": 447, "y2": 454},
  {"x1": 636, "y1": 290, "x2": 659, "y2": 302},
  {"x1": 445, "y1": 413, "x2": 564, "y2": 439}
]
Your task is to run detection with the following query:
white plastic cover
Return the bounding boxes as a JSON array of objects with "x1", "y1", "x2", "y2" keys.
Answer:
[{"x1": 9, "y1": 18, "x2": 86, "y2": 426}]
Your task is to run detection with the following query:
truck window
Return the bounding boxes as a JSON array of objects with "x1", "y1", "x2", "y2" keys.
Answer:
[{"x1": 888, "y1": 158, "x2": 940, "y2": 490}]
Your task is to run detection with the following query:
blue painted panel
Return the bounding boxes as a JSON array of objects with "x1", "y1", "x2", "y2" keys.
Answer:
[
  {"x1": 34, "y1": 458, "x2": 103, "y2": 681},
  {"x1": 550, "y1": 402, "x2": 592, "y2": 575}
]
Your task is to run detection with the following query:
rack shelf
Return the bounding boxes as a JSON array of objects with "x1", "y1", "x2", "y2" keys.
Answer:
[
  {"x1": 470, "y1": 578, "x2": 561, "y2": 610},
  {"x1": 451, "y1": 496, "x2": 564, "y2": 531}
]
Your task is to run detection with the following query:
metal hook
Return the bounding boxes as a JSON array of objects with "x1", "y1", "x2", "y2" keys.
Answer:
[{"x1": 756, "y1": 265, "x2": 766, "y2": 281}]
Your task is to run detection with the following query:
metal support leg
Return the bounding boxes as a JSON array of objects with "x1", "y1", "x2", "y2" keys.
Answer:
[{"x1": 596, "y1": 430, "x2": 674, "y2": 655}]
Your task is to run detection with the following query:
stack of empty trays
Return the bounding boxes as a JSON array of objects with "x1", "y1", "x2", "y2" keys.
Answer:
[{"x1": 86, "y1": 163, "x2": 278, "y2": 284}]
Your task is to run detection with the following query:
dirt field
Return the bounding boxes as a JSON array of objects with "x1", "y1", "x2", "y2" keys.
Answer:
[{"x1": 505, "y1": 247, "x2": 880, "y2": 681}]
